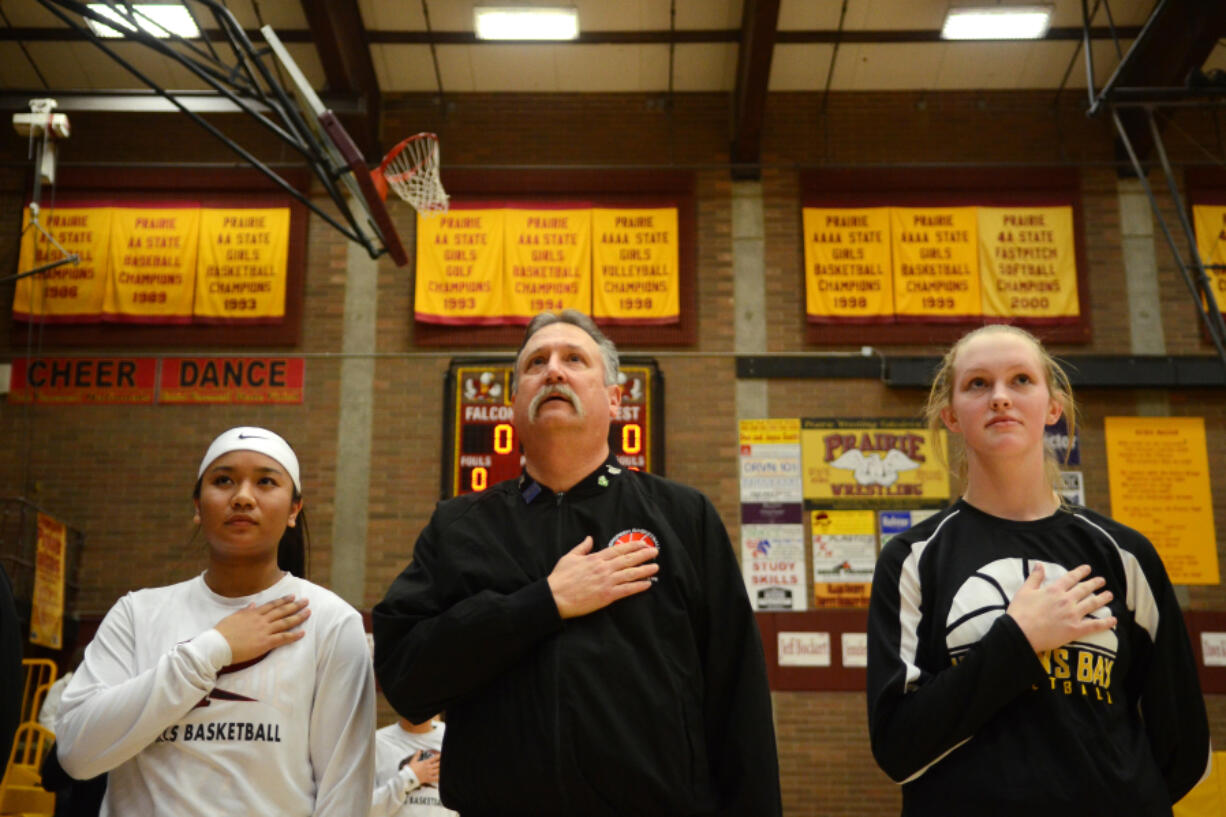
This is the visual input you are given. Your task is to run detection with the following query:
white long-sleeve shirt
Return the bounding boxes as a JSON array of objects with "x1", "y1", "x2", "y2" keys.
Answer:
[
  {"x1": 57, "y1": 573, "x2": 375, "y2": 817},
  {"x1": 370, "y1": 721, "x2": 457, "y2": 817}
]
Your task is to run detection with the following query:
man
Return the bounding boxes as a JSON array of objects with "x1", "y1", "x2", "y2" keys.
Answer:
[{"x1": 374, "y1": 310, "x2": 781, "y2": 817}]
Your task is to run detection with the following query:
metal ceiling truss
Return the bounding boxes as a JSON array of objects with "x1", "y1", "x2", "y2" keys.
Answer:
[
  {"x1": 28, "y1": 0, "x2": 391, "y2": 260},
  {"x1": 1082, "y1": 0, "x2": 1226, "y2": 370}
]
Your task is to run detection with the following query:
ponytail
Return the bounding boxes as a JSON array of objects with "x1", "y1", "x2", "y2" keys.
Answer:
[{"x1": 278, "y1": 501, "x2": 309, "y2": 578}]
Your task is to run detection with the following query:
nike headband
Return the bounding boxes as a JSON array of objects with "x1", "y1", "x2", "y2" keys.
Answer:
[{"x1": 197, "y1": 426, "x2": 301, "y2": 493}]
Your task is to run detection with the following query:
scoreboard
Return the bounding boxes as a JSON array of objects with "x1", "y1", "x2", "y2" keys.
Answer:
[{"x1": 442, "y1": 358, "x2": 663, "y2": 498}]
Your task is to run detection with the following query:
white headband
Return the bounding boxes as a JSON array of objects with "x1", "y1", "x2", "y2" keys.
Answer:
[{"x1": 197, "y1": 426, "x2": 301, "y2": 493}]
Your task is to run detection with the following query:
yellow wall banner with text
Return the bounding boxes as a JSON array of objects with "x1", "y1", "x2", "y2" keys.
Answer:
[
  {"x1": 1193, "y1": 205, "x2": 1226, "y2": 304},
  {"x1": 891, "y1": 207, "x2": 980, "y2": 320},
  {"x1": 415, "y1": 208, "x2": 507, "y2": 324},
  {"x1": 14, "y1": 206, "x2": 112, "y2": 322},
  {"x1": 1105, "y1": 416, "x2": 1219, "y2": 585},
  {"x1": 803, "y1": 207, "x2": 894, "y2": 323},
  {"x1": 195, "y1": 208, "x2": 289, "y2": 322},
  {"x1": 104, "y1": 207, "x2": 200, "y2": 322},
  {"x1": 30, "y1": 512, "x2": 66, "y2": 649},
  {"x1": 503, "y1": 208, "x2": 592, "y2": 322},
  {"x1": 978, "y1": 206, "x2": 1079, "y2": 320},
  {"x1": 801, "y1": 418, "x2": 950, "y2": 507},
  {"x1": 592, "y1": 208, "x2": 679, "y2": 324}
]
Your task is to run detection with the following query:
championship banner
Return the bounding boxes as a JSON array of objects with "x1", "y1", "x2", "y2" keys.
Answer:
[
  {"x1": 415, "y1": 208, "x2": 507, "y2": 325},
  {"x1": 812, "y1": 509, "x2": 877, "y2": 608},
  {"x1": 1105, "y1": 417, "x2": 1219, "y2": 585},
  {"x1": 891, "y1": 207, "x2": 980, "y2": 320},
  {"x1": 800, "y1": 418, "x2": 950, "y2": 507},
  {"x1": 802, "y1": 207, "x2": 893, "y2": 323},
  {"x1": 8, "y1": 357, "x2": 157, "y2": 404},
  {"x1": 1192, "y1": 205, "x2": 1226, "y2": 304},
  {"x1": 13, "y1": 206, "x2": 112, "y2": 322},
  {"x1": 592, "y1": 208, "x2": 679, "y2": 324},
  {"x1": 503, "y1": 207, "x2": 592, "y2": 322},
  {"x1": 159, "y1": 357, "x2": 304, "y2": 404},
  {"x1": 194, "y1": 208, "x2": 289, "y2": 322},
  {"x1": 978, "y1": 206, "x2": 1079, "y2": 320},
  {"x1": 29, "y1": 513, "x2": 66, "y2": 649},
  {"x1": 104, "y1": 207, "x2": 200, "y2": 323}
]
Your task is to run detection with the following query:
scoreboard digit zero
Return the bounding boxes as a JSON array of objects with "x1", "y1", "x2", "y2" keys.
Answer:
[{"x1": 442, "y1": 358, "x2": 663, "y2": 498}]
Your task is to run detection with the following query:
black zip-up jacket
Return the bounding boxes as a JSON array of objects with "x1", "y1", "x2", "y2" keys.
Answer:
[{"x1": 373, "y1": 457, "x2": 781, "y2": 817}]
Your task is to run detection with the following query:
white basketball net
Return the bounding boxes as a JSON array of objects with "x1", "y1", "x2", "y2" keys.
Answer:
[{"x1": 379, "y1": 133, "x2": 449, "y2": 215}]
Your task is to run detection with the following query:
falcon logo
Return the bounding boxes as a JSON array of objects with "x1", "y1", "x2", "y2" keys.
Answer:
[{"x1": 606, "y1": 528, "x2": 660, "y2": 551}]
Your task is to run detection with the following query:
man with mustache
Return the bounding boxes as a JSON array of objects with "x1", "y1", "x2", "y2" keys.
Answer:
[{"x1": 374, "y1": 310, "x2": 781, "y2": 817}]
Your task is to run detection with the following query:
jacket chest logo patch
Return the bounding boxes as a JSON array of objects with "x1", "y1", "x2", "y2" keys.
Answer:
[{"x1": 606, "y1": 528, "x2": 660, "y2": 551}]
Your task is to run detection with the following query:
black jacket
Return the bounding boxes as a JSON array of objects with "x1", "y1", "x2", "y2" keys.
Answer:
[{"x1": 373, "y1": 457, "x2": 781, "y2": 817}]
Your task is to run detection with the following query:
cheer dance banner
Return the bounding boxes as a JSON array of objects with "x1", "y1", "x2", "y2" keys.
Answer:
[
  {"x1": 803, "y1": 204, "x2": 1080, "y2": 324},
  {"x1": 13, "y1": 205, "x2": 290, "y2": 324},
  {"x1": 415, "y1": 205, "x2": 680, "y2": 326}
]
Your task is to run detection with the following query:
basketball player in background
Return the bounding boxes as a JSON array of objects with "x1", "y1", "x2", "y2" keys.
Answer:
[{"x1": 867, "y1": 325, "x2": 1209, "y2": 816}]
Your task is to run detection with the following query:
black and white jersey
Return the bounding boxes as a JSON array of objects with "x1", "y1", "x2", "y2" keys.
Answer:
[{"x1": 867, "y1": 499, "x2": 1210, "y2": 817}]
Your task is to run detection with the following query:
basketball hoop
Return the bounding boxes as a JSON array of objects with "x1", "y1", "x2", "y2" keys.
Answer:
[{"x1": 371, "y1": 132, "x2": 449, "y2": 216}]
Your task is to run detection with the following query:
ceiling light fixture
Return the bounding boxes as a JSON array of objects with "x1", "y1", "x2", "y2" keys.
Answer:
[
  {"x1": 941, "y1": 5, "x2": 1053, "y2": 40},
  {"x1": 473, "y1": 6, "x2": 579, "y2": 41},
  {"x1": 85, "y1": 3, "x2": 201, "y2": 39}
]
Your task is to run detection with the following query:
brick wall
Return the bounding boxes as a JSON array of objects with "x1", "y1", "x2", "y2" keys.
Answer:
[{"x1": 1, "y1": 90, "x2": 1224, "y2": 815}]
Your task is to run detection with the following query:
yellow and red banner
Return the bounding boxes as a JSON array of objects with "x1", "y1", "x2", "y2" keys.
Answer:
[
  {"x1": 14, "y1": 206, "x2": 112, "y2": 322},
  {"x1": 803, "y1": 207, "x2": 893, "y2": 323},
  {"x1": 979, "y1": 206, "x2": 1078, "y2": 320},
  {"x1": 104, "y1": 207, "x2": 200, "y2": 323},
  {"x1": 1105, "y1": 417, "x2": 1219, "y2": 585},
  {"x1": 803, "y1": 204, "x2": 1081, "y2": 324},
  {"x1": 8, "y1": 357, "x2": 157, "y2": 404},
  {"x1": 415, "y1": 208, "x2": 506, "y2": 324},
  {"x1": 800, "y1": 418, "x2": 950, "y2": 506},
  {"x1": 11, "y1": 204, "x2": 290, "y2": 325},
  {"x1": 1193, "y1": 205, "x2": 1226, "y2": 305},
  {"x1": 415, "y1": 205, "x2": 681, "y2": 325},
  {"x1": 195, "y1": 208, "x2": 289, "y2": 322},
  {"x1": 29, "y1": 513, "x2": 66, "y2": 649},
  {"x1": 503, "y1": 207, "x2": 592, "y2": 322},
  {"x1": 159, "y1": 357, "x2": 304, "y2": 404},
  {"x1": 592, "y1": 208, "x2": 680, "y2": 323},
  {"x1": 892, "y1": 207, "x2": 980, "y2": 320}
]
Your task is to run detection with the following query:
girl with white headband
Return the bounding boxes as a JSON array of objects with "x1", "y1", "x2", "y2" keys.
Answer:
[{"x1": 56, "y1": 427, "x2": 375, "y2": 817}]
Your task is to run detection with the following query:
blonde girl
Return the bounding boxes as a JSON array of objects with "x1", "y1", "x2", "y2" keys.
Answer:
[{"x1": 866, "y1": 325, "x2": 1209, "y2": 816}]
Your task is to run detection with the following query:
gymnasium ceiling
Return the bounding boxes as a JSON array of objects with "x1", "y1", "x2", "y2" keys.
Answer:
[{"x1": 0, "y1": 0, "x2": 1223, "y2": 165}]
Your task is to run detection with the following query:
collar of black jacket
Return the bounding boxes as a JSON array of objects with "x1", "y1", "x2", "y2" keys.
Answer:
[{"x1": 518, "y1": 454, "x2": 625, "y2": 504}]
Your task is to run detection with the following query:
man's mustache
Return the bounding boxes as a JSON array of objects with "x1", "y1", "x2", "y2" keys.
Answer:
[{"x1": 529, "y1": 384, "x2": 584, "y2": 420}]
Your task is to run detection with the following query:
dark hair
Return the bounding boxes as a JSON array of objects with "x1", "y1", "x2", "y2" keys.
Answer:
[
  {"x1": 513, "y1": 309, "x2": 619, "y2": 391},
  {"x1": 192, "y1": 479, "x2": 309, "y2": 579}
]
